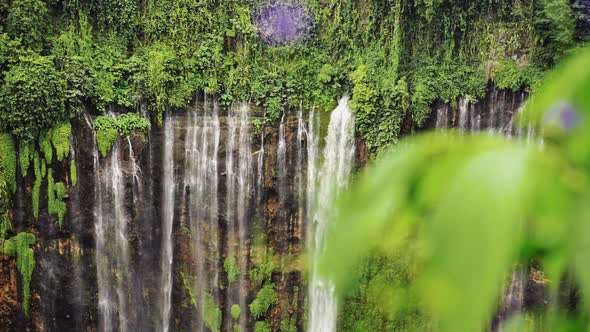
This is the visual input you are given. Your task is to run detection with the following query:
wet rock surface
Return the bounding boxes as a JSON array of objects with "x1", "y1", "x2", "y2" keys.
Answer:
[{"x1": 1, "y1": 88, "x2": 550, "y2": 331}]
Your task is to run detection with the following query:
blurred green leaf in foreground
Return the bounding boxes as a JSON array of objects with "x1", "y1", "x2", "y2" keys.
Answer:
[{"x1": 321, "y1": 48, "x2": 590, "y2": 331}]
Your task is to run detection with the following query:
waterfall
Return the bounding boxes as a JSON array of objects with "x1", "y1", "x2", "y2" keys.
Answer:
[
  {"x1": 69, "y1": 116, "x2": 88, "y2": 331},
  {"x1": 256, "y1": 122, "x2": 265, "y2": 205},
  {"x1": 278, "y1": 112, "x2": 287, "y2": 205},
  {"x1": 95, "y1": 139, "x2": 133, "y2": 332},
  {"x1": 225, "y1": 103, "x2": 251, "y2": 330},
  {"x1": 235, "y1": 104, "x2": 252, "y2": 330},
  {"x1": 435, "y1": 104, "x2": 449, "y2": 129},
  {"x1": 296, "y1": 108, "x2": 307, "y2": 242},
  {"x1": 488, "y1": 89, "x2": 500, "y2": 133},
  {"x1": 296, "y1": 109, "x2": 306, "y2": 203},
  {"x1": 160, "y1": 112, "x2": 175, "y2": 332},
  {"x1": 471, "y1": 103, "x2": 481, "y2": 132},
  {"x1": 135, "y1": 105, "x2": 157, "y2": 331},
  {"x1": 184, "y1": 96, "x2": 221, "y2": 329},
  {"x1": 306, "y1": 106, "x2": 319, "y2": 230},
  {"x1": 309, "y1": 97, "x2": 355, "y2": 332},
  {"x1": 88, "y1": 111, "x2": 110, "y2": 332},
  {"x1": 127, "y1": 138, "x2": 140, "y2": 189},
  {"x1": 458, "y1": 98, "x2": 470, "y2": 131}
]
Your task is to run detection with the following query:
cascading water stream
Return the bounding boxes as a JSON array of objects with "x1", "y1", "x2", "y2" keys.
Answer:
[
  {"x1": 458, "y1": 98, "x2": 470, "y2": 131},
  {"x1": 134, "y1": 105, "x2": 157, "y2": 331},
  {"x1": 127, "y1": 137, "x2": 141, "y2": 194},
  {"x1": 296, "y1": 109, "x2": 308, "y2": 238},
  {"x1": 184, "y1": 96, "x2": 222, "y2": 330},
  {"x1": 236, "y1": 104, "x2": 252, "y2": 330},
  {"x1": 435, "y1": 104, "x2": 449, "y2": 129},
  {"x1": 160, "y1": 112, "x2": 175, "y2": 332},
  {"x1": 309, "y1": 97, "x2": 355, "y2": 332},
  {"x1": 306, "y1": 106, "x2": 319, "y2": 231},
  {"x1": 278, "y1": 112, "x2": 287, "y2": 206},
  {"x1": 225, "y1": 104, "x2": 252, "y2": 330},
  {"x1": 256, "y1": 121, "x2": 265, "y2": 205},
  {"x1": 92, "y1": 120, "x2": 108, "y2": 332},
  {"x1": 95, "y1": 138, "x2": 133, "y2": 332}
]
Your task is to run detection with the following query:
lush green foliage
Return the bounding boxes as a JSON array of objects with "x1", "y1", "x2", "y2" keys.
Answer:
[
  {"x1": 116, "y1": 113, "x2": 151, "y2": 136},
  {"x1": 180, "y1": 271, "x2": 197, "y2": 308},
  {"x1": 39, "y1": 131, "x2": 54, "y2": 164},
  {"x1": 0, "y1": 56, "x2": 67, "y2": 141},
  {"x1": 249, "y1": 248, "x2": 274, "y2": 287},
  {"x1": 93, "y1": 116, "x2": 119, "y2": 157},
  {"x1": 339, "y1": 252, "x2": 427, "y2": 331},
  {"x1": 93, "y1": 113, "x2": 150, "y2": 157},
  {"x1": 2, "y1": 232, "x2": 36, "y2": 315},
  {"x1": 0, "y1": 133, "x2": 17, "y2": 193},
  {"x1": 70, "y1": 159, "x2": 77, "y2": 186},
  {"x1": 34, "y1": 122, "x2": 72, "y2": 165},
  {"x1": 231, "y1": 304, "x2": 241, "y2": 320},
  {"x1": 89, "y1": 0, "x2": 137, "y2": 37},
  {"x1": 18, "y1": 142, "x2": 32, "y2": 177},
  {"x1": 10, "y1": 122, "x2": 73, "y2": 223},
  {"x1": 253, "y1": 321, "x2": 272, "y2": 332},
  {"x1": 47, "y1": 170, "x2": 67, "y2": 227},
  {"x1": 322, "y1": 49, "x2": 590, "y2": 331},
  {"x1": 51, "y1": 123, "x2": 72, "y2": 162},
  {"x1": 6, "y1": 0, "x2": 49, "y2": 51},
  {"x1": 306, "y1": 0, "x2": 581, "y2": 152},
  {"x1": 249, "y1": 283, "x2": 277, "y2": 319},
  {"x1": 280, "y1": 317, "x2": 297, "y2": 332},
  {"x1": 224, "y1": 256, "x2": 240, "y2": 283},
  {"x1": 203, "y1": 292, "x2": 222, "y2": 332},
  {"x1": 0, "y1": 0, "x2": 583, "y2": 151},
  {"x1": 180, "y1": 270, "x2": 221, "y2": 331},
  {"x1": 0, "y1": 179, "x2": 11, "y2": 243},
  {"x1": 32, "y1": 152, "x2": 45, "y2": 219}
]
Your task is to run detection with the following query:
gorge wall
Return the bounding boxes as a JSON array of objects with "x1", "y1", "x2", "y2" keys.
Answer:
[
  {"x1": 0, "y1": 0, "x2": 587, "y2": 331},
  {"x1": 0, "y1": 85, "x2": 544, "y2": 332}
]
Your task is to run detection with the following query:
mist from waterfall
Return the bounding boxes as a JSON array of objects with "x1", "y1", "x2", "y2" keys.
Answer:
[{"x1": 309, "y1": 97, "x2": 355, "y2": 332}]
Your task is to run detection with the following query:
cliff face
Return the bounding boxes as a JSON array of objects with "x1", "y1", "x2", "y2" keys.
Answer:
[
  {"x1": 0, "y1": 99, "x2": 315, "y2": 331},
  {"x1": 0, "y1": 86, "x2": 539, "y2": 331}
]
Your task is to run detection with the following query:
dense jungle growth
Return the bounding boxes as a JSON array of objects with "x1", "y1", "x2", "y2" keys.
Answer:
[
  {"x1": 0, "y1": 0, "x2": 588, "y2": 331},
  {"x1": 0, "y1": 0, "x2": 587, "y2": 148}
]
